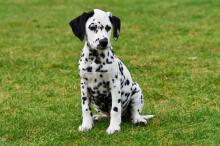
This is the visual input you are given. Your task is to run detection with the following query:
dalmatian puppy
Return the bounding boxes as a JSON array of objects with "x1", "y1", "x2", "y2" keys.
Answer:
[{"x1": 69, "y1": 9, "x2": 154, "y2": 134}]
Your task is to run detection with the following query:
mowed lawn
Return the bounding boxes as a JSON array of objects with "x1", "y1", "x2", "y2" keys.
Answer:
[{"x1": 0, "y1": 0, "x2": 220, "y2": 145}]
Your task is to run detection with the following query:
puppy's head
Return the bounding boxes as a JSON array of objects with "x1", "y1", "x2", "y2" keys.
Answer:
[{"x1": 69, "y1": 9, "x2": 121, "y2": 50}]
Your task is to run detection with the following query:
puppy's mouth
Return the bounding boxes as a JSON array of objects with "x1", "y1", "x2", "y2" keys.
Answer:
[
  {"x1": 97, "y1": 44, "x2": 108, "y2": 50},
  {"x1": 87, "y1": 42, "x2": 108, "y2": 50}
]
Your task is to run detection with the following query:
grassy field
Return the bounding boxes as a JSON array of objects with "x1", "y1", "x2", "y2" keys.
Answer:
[{"x1": 0, "y1": 0, "x2": 220, "y2": 145}]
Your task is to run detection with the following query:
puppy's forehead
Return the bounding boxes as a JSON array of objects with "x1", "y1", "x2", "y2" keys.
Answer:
[{"x1": 87, "y1": 9, "x2": 110, "y2": 24}]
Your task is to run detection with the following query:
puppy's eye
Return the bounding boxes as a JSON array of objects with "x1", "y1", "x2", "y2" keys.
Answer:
[
  {"x1": 89, "y1": 25, "x2": 97, "y2": 31},
  {"x1": 105, "y1": 25, "x2": 111, "y2": 32}
]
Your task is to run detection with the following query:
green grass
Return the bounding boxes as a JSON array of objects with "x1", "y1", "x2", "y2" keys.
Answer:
[{"x1": 0, "y1": 0, "x2": 220, "y2": 145}]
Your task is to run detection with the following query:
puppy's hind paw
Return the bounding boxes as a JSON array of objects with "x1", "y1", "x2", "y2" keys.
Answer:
[{"x1": 132, "y1": 117, "x2": 148, "y2": 125}]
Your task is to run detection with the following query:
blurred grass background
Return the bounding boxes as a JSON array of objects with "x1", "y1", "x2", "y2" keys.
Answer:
[{"x1": 0, "y1": 0, "x2": 219, "y2": 145}]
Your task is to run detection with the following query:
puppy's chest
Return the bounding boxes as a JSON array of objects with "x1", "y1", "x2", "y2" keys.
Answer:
[
  {"x1": 80, "y1": 63, "x2": 112, "y2": 95},
  {"x1": 79, "y1": 53, "x2": 115, "y2": 79},
  {"x1": 79, "y1": 62, "x2": 108, "y2": 77},
  {"x1": 81, "y1": 64, "x2": 112, "y2": 111}
]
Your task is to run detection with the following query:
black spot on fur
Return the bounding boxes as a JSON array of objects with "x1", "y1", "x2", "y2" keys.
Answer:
[
  {"x1": 118, "y1": 99, "x2": 121, "y2": 103},
  {"x1": 96, "y1": 65, "x2": 107, "y2": 72},
  {"x1": 125, "y1": 93, "x2": 130, "y2": 97},
  {"x1": 100, "y1": 52, "x2": 105, "y2": 58},
  {"x1": 141, "y1": 95, "x2": 144, "y2": 104},
  {"x1": 118, "y1": 62, "x2": 124, "y2": 76},
  {"x1": 86, "y1": 66, "x2": 92, "y2": 72},
  {"x1": 95, "y1": 58, "x2": 101, "y2": 64},
  {"x1": 82, "y1": 97, "x2": 87, "y2": 101},
  {"x1": 106, "y1": 58, "x2": 113, "y2": 64},
  {"x1": 100, "y1": 25, "x2": 104, "y2": 30},
  {"x1": 113, "y1": 107, "x2": 118, "y2": 112},
  {"x1": 103, "y1": 81, "x2": 110, "y2": 88},
  {"x1": 100, "y1": 74, "x2": 103, "y2": 78},
  {"x1": 90, "y1": 49, "x2": 99, "y2": 57},
  {"x1": 125, "y1": 79, "x2": 130, "y2": 85},
  {"x1": 82, "y1": 96, "x2": 87, "y2": 104},
  {"x1": 97, "y1": 82, "x2": 103, "y2": 87},
  {"x1": 105, "y1": 25, "x2": 111, "y2": 32}
]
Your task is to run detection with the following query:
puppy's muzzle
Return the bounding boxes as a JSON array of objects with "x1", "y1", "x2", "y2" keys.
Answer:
[{"x1": 99, "y1": 38, "x2": 108, "y2": 49}]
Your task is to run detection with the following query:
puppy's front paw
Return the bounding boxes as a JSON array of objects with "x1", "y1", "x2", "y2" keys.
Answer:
[
  {"x1": 78, "y1": 122, "x2": 93, "y2": 132},
  {"x1": 106, "y1": 125, "x2": 120, "y2": 134}
]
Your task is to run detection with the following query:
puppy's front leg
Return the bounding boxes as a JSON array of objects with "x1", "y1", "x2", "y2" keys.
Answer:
[
  {"x1": 78, "y1": 78, "x2": 94, "y2": 132},
  {"x1": 106, "y1": 80, "x2": 121, "y2": 134}
]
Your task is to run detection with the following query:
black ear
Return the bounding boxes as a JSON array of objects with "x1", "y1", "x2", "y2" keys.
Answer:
[
  {"x1": 109, "y1": 16, "x2": 121, "y2": 41},
  {"x1": 69, "y1": 11, "x2": 94, "y2": 41}
]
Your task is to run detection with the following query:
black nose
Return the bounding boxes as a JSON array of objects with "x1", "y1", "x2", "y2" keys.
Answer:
[{"x1": 99, "y1": 38, "x2": 108, "y2": 48}]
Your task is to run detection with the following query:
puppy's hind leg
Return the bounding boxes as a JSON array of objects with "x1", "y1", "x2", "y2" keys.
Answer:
[{"x1": 130, "y1": 82, "x2": 154, "y2": 124}]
